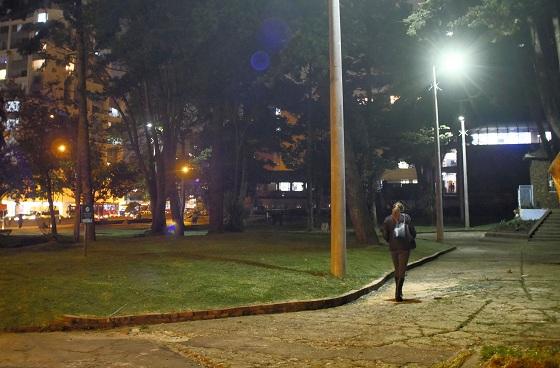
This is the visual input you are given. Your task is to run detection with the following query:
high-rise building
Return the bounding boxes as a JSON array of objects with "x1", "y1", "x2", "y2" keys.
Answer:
[{"x1": 0, "y1": 7, "x2": 125, "y2": 221}]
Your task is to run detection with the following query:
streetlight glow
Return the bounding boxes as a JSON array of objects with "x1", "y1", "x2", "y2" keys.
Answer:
[
  {"x1": 430, "y1": 48, "x2": 471, "y2": 241},
  {"x1": 181, "y1": 165, "x2": 190, "y2": 174},
  {"x1": 440, "y1": 50, "x2": 468, "y2": 75},
  {"x1": 57, "y1": 144, "x2": 67, "y2": 153}
]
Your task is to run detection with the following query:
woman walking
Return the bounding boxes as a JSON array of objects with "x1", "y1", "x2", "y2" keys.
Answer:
[{"x1": 382, "y1": 202, "x2": 416, "y2": 302}]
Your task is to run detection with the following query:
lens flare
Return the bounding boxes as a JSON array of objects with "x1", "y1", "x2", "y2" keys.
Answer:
[{"x1": 250, "y1": 51, "x2": 270, "y2": 71}]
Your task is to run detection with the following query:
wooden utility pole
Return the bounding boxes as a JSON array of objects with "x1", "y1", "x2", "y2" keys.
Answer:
[{"x1": 328, "y1": 0, "x2": 346, "y2": 277}]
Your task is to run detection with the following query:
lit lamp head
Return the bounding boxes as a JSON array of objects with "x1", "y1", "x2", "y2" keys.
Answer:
[
  {"x1": 53, "y1": 140, "x2": 69, "y2": 156},
  {"x1": 181, "y1": 165, "x2": 190, "y2": 174},
  {"x1": 439, "y1": 49, "x2": 469, "y2": 77}
]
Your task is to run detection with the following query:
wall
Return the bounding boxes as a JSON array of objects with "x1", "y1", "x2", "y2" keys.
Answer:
[{"x1": 530, "y1": 160, "x2": 559, "y2": 209}]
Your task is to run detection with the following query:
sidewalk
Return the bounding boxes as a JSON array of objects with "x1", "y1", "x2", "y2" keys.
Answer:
[{"x1": 1, "y1": 233, "x2": 558, "y2": 367}]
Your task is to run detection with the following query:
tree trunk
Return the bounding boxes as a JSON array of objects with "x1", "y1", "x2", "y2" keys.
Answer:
[
  {"x1": 345, "y1": 139, "x2": 378, "y2": 245},
  {"x1": 238, "y1": 147, "x2": 248, "y2": 202},
  {"x1": 163, "y1": 126, "x2": 184, "y2": 237},
  {"x1": 151, "y1": 155, "x2": 167, "y2": 233},
  {"x1": 553, "y1": 16, "x2": 560, "y2": 71},
  {"x1": 306, "y1": 114, "x2": 314, "y2": 231},
  {"x1": 208, "y1": 131, "x2": 224, "y2": 233},
  {"x1": 44, "y1": 170, "x2": 57, "y2": 236},
  {"x1": 73, "y1": 160, "x2": 81, "y2": 242},
  {"x1": 414, "y1": 161, "x2": 434, "y2": 223},
  {"x1": 529, "y1": 17, "x2": 560, "y2": 142},
  {"x1": 75, "y1": 0, "x2": 94, "y2": 241}
]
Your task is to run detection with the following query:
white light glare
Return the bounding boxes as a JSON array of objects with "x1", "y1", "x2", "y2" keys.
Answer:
[{"x1": 441, "y1": 50, "x2": 467, "y2": 73}]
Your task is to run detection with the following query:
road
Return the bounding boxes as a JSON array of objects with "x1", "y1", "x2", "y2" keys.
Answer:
[{"x1": 1, "y1": 233, "x2": 559, "y2": 367}]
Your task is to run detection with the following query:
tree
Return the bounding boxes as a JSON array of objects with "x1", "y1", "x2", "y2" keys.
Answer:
[
  {"x1": 11, "y1": 95, "x2": 73, "y2": 235},
  {"x1": 0, "y1": 0, "x2": 97, "y2": 241},
  {"x1": 406, "y1": 0, "x2": 560, "y2": 156}
]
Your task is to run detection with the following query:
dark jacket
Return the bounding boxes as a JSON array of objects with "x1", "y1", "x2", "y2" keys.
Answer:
[{"x1": 382, "y1": 213, "x2": 416, "y2": 251}]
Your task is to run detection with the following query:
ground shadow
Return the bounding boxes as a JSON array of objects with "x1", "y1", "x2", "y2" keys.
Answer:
[
  {"x1": 188, "y1": 253, "x2": 329, "y2": 277},
  {"x1": 385, "y1": 298, "x2": 423, "y2": 304}
]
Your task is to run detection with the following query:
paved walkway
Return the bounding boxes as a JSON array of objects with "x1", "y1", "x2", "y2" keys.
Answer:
[{"x1": 1, "y1": 233, "x2": 559, "y2": 367}]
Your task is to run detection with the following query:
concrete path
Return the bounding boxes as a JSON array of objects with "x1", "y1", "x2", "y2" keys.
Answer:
[{"x1": 1, "y1": 233, "x2": 559, "y2": 367}]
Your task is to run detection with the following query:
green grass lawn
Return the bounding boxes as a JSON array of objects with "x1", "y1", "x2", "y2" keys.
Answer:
[
  {"x1": 415, "y1": 223, "x2": 496, "y2": 233},
  {"x1": 0, "y1": 230, "x2": 449, "y2": 331}
]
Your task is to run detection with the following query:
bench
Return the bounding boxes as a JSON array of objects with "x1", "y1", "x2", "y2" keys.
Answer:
[{"x1": 0, "y1": 229, "x2": 12, "y2": 236}]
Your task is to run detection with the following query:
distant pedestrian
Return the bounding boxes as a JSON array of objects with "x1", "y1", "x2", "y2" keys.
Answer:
[
  {"x1": 382, "y1": 201, "x2": 416, "y2": 302},
  {"x1": 17, "y1": 214, "x2": 23, "y2": 228}
]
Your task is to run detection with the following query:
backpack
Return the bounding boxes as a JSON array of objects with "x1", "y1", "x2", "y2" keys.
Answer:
[{"x1": 394, "y1": 214, "x2": 415, "y2": 246}]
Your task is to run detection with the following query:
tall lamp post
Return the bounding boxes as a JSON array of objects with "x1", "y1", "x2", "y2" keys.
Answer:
[
  {"x1": 431, "y1": 65, "x2": 445, "y2": 242},
  {"x1": 459, "y1": 116, "x2": 470, "y2": 228},
  {"x1": 180, "y1": 165, "x2": 190, "y2": 215},
  {"x1": 431, "y1": 50, "x2": 469, "y2": 242},
  {"x1": 328, "y1": 0, "x2": 346, "y2": 277}
]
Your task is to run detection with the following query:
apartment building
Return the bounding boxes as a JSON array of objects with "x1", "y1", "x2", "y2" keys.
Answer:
[{"x1": 0, "y1": 7, "x2": 125, "y2": 220}]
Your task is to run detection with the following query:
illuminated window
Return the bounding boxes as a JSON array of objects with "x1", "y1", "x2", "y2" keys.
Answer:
[
  {"x1": 545, "y1": 131, "x2": 552, "y2": 141},
  {"x1": 548, "y1": 174, "x2": 557, "y2": 192},
  {"x1": 279, "y1": 182, "x2": 291, "y2": 192},
  {"x1": 6, "y1": 118, "x2": 19, "y2": 129},
  {"x1": 442, "y1": 149, "x2": 457, "y2": 167},
  {"x1": 442, "y1": 172, "x2": 457, "y2": 194},
  {"x1": 5, "y1": 100, "x2": 20, "y2": 112},
  {"x1": 32, "y1": 59, "x2": 45, "y2": 70},
  {"x1": 291, "y1": 182, "x2": 305, "y2": 191},
  {"x1": 397, "y1": 161, "x2": 410, "y2": 169},
  {"x1": 37, "y1": 12, "x2": 48, "y2": 23},
  {"x1": 0, "y1": 69, "x2": 5, "y2": 80}
]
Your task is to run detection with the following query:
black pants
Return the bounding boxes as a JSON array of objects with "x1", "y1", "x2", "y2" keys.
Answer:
[{"x1": 390, "y1": 249, "x2": 410, "y2": 279}]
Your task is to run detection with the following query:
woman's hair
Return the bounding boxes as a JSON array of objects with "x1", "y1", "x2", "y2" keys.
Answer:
[{"x1": 391, "y1": 202, "x2": 403, "y2": 221}]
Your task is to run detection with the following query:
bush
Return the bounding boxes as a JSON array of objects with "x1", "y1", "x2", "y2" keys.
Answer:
[
  {"x1": 491, "y1": 218, "x2": 536, "y2": 233},
  {"x1": 224, "y1": 192, "x2": 246, "y2": 232}
]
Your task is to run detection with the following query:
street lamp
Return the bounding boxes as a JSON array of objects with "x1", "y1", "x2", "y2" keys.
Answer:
[
  {"x1": 459, "y1": 116, "x2": 470, "y2": 228},
  {"x1": 431, "y1": 64, "x2": 445, "y2": 242},
  {"x1": 179, "y1": 164, "x2": 190, "y2": 216},
  {"x1": 431, "y1": 49, "x2": 469, "y2": 242}
]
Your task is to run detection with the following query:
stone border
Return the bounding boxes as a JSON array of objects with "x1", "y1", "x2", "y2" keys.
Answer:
[{"x1": 12, "y1": 247, "x2": 456, "y2": 332}]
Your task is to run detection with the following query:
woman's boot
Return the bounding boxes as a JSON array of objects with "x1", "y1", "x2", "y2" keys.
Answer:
[
  {"x1": 395, "y1": 277, "x2": 403, "y2": 302},
  {"x1": 397, "y1": 277, "x2": 405, "y2": 301}
]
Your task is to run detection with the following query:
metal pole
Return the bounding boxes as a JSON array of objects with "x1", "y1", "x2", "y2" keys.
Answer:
[
  {"x1": 460, "y1": 116, "x2": 470, "y2": 228},
  {"x1": 432, "y1": 65, "x2": 444, "y2": 242},
  {"x1": 328, "y1": 0, "x2": 346, "y2": 277}
]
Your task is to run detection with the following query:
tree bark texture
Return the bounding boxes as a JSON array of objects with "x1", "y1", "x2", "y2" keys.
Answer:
[
  {"x1": 345, "y1": 138, "x2": 378, "y2": 245},
  {"x1": 44, "y1": 170, "x2": 57, "y2": 235},
  {"x1": 529, "y1": 17, "x2": 560, "y2": 144},
  {"x1": 75, "y1": 0, "x2": 94, "y2": 241},
  {"x1": 208, "y1": 131, "x2": 225, "y2": 233}
]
